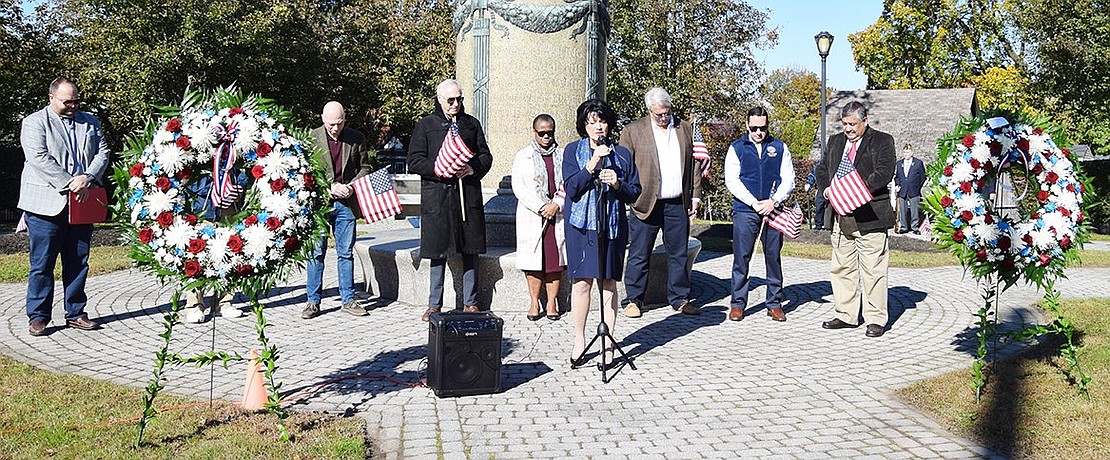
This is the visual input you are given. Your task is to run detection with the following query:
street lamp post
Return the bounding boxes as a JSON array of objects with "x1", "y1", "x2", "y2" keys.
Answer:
[{"x1": 814, "y1": 31, "x2": 834, "y2": 158}]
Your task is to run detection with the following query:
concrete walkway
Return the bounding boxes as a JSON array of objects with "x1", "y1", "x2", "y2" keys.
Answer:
[{"x1": 2, "y1": 221, "x2": 1108, "y2": 459}]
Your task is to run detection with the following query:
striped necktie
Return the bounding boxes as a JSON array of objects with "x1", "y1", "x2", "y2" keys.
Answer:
[{"x1": 63, "y1": 117, "x2": 84, "y2": 174}]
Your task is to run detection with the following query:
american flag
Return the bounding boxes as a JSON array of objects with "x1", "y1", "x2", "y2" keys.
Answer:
[
  {"x1": 214, "y1": 184, "x2": 242, "y2": 209},
  {"x1": 692, "y1": 124, "x2": 711, "y2": 178},
  {"x1": 352, "y1": 167, "x2": 402, "y2": 223},
  {"x1": 765, "y1": 204, "x2": 803, "y2": 239},
  {"x1": 433, "y1": 122, "x2": 474, "y2": 178},
  {"x1": 827, "y1": 153, "x2": 872, "y2": 215}
]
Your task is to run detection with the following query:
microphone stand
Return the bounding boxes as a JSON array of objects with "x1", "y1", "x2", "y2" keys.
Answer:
[{"x1": 573, "y1": 142, "x2": 637, "y2": 382}]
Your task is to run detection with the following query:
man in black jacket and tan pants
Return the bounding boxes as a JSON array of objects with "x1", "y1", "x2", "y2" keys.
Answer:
[{"x1": 815, "y1": 101, "x2": 896, "y2": 338}]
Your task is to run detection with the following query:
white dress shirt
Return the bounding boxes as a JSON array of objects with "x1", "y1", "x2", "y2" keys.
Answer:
[
  {"x1": 652, "y1": 120, "x2": 683, "y2": 199},
  {"x1": 724, "y1": 141, "x2": 796, "y2": 207}
]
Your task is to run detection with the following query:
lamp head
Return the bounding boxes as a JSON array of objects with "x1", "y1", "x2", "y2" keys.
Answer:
[{"x1": 815, "y1": 31, "x2": 834, "y2": 58}]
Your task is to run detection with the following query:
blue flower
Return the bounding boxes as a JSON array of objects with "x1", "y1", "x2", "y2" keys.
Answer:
[
  {"x1": 205, "y1": 109, "x2": 216, "y2": 117},
  {"x1": 271, "y1": 131, "x2": 280, "y2": 141},
  {"x1": 139, "y1": 208, "x2": 149, "y2": 218},
  {"x1": 245, "y1": 151, "x2": 258, "y2": 161},
  {"x1": 1046, "y1": 202, "x2": 1058, "y2": 212},
  {"x1": 151, "y1": 164, "x2": 161, "y2": 173},
  {"x1": 201, "y1": 226, "x2": 216, "y2": 237},
  {"x1": 951, "y1": 218, "x2": 963, "y2": 229},
  {"x1": 1035, "y1": 219, "x2": 1044, "y2": 229},
  {"x1": 258, "y1": 211, "x2": 270, "y2": 220},
  {"x1": 293, "y1": 144, "x2": 303, "y2": 154},
  {"x1": 235, "y1": 223, "x2": 246, "y2": 232}
]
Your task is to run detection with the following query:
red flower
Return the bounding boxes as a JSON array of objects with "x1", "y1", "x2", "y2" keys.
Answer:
[
  {"x1": 157, "y1": 211, "x2": 174, "y2": 228},
  {"x1": 1032, "y1": 163, "x2": 1044, "y2": 175},
  {"x1": 940, "y1": 196, "x2": 954, "y2": 208},
  {"x1": 187, "y1": 238, "x2": 206, "y2": 254},
  {"x1": 1060, "y1": 207, "x2": 1071, "y2": 217},
  {"x1": 1033, "y1": 127, "x2": 1044, "y2": 135},
  {"x1": 244, "y1": 215, "x2": 259, "y2": 226},
  {"x1": 953, "y1": 229, "x2": 965, "y2": 243},
  {"x1": 265, "y1": 216, "x2": 281, "y2": 231},
  {"x1": 229, "y1": 107, "x2": 245, "y2": 117},
  {"x1": 183, "y1": 214, "x2": 197, "y2": 226},
  {"x1": 1037, "y1": 190, "x2": 1049, "y2": 202},
  {"x1": 1017, "y1": 138, "x2": 1029, "y2": 152},
  {"x1": 943, "y1": 165, "x2": 953, "y2": 177},
  {"x1": 962, "y1": 134, "x2": 975, "y2": 148},
  {"x1": 976, "y1": 249, "x2": 987, "y2": 261},
  {"x1": 1023, "y1": 233, "x2": 1033, "y2": 245},
  {"x1": 270, "y1": 178, "x2": 286, "y2": 193},
  {"x1": 235, "y1": 264, "x2": 254, "y2": 276},
  {"x1": 1066, "y1": 184, "x2": 1076, "y2": 193},
  {"x1": 174, "y1": 135, "x2": 191, "y2": 150},
  {"x1": 1038, "y1": 253, "x2": 1052, "y2": 266},
  {"x1": 1002, "y1": 257, "x2": 1015, "y2": 272},
  {"x1": 969, "y1": 158, "x2": 981, "y2": 169},
  {"x1": 961, "y1": 210, "x2": 974, "y2": 222},
  {"x1": 284, "y1": 236, "x2": 299, "y2": 252},
  {"x1": 1045, "y1": 171, "x2": 1059, "y2": 184},
  {"x1": 155, "y1": 176, "x2": 172, "y2": 192},
  {"x1": 251, "y1": 165, "x2": 265, "y2": 179},
  {"x1": 984, "y1": 214, "x2": 994, "y2": 224},
  {"x1": 1061, "y1": 236, "x2": 1071, "y2": 249},
  {"x1": 997, "y1": 236, "x2": 1011, "y2": 250},
  {"x1": 1062, "y1": 147, "x2": 1071, "y2": 158},
  {"x1": 184, "y1": 259, "x2": 202, "y2": 277},
  {"x1": 303, "y1": 173, "x2": 315, "y2": 189},
  {"x1": 228, "y1": 235, "x2": 244, "y2": 253},
  {"x1": 989, "y1": 140, "x2": 1002, "y2": 155},
  {"x1": 983, "y1": 160, "x2": 994, "y2": 172},
  {"x1": 138, "y1": 227, "x2": 154, "y2": 243},
  {"x1": 1031, "y1": 212, "x2": 1040, "y2": 220},
  {"x1": 165, "y1": 118, "x2": 182, "y2": 132},
  {"x1": 959, "y1": 182, "x2": 972, "y2": 194},
  {"x1": 1078, "y1": 210, "x2": 1085, "y2": 223},
  {"x1": 129, "y1": 162, "x2": 145, "y2": 177},
  {"x1": 256, "y1": 141, "x2": 272, "y2": 157},
  {"x1": 175, "y1": 167, "x2": 191, "y2": 180}
]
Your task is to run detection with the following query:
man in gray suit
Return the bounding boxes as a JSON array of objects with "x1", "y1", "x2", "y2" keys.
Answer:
[{"x1": 19, "y1": 77, "x2": 111, "y2": 336}]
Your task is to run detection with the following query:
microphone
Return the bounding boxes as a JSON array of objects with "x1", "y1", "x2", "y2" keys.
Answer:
[{"x1": 594, "y1": 135, "x2": 614, "y2": 174}]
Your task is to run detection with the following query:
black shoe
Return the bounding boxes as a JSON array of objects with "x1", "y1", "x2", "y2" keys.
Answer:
[
  {"x1": 822, "y1": 318, "x2": 858, "y2": 329},
  {"x1": 866, "y1": 324, "x2": 886, "y2": 337},
  {"x1": 570, "y1": 356, "x2": 589, "y2": 369}
]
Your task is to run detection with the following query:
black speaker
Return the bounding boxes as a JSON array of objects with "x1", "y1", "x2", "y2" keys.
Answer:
[{"x1": 427, "y1": 311, "x2": 503, "y2": 397}]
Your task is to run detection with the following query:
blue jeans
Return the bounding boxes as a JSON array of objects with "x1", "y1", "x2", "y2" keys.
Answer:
[
  {"x1": 306, "y1": 200, "x2": 357, "y2": 304},
  {"x1": 25, "y1": 211, "x2": 92, "y2": 323},
  {"x1": 731, "y1": 210, "x2": 784, "y2": 309}
]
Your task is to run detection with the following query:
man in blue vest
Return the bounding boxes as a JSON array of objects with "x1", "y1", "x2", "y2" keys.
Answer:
[{"x1": 724, "y1": 107, "x2": 795, "y2": 322}]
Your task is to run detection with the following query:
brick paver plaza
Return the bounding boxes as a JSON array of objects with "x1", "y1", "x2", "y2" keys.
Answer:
[{"x1": 2, "y1": 220, "x2": 1108, "y2": 458}]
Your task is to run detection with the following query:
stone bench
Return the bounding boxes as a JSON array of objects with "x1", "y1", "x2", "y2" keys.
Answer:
[{"x1": 353, "y1": 227, "x2": 701, "y2": 312}]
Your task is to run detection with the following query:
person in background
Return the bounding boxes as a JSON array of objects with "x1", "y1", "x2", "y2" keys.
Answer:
[
  {"x1": 511, "y1": 114, "x2": 566, "y2": 322},
  {"x1": 894, "y1": 144, "x2": 926, "y2": 234}
]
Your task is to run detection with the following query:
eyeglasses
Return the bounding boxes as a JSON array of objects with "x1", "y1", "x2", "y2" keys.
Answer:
[
  {"x1": 651, "y1": 111, "x2": 671, "y2": 120},
  {"x1": 535, "y1": 130, "x2": 554, "y2": 138},
  {"x1": 444, "y1": 96, "x2": 464, "y2": 105},
  {"x1": 748, "y1": 125, "x2": 768, "y2": 133},
  {"x1": 60, "y1": 98, "x2": 82, "y2": 106}
]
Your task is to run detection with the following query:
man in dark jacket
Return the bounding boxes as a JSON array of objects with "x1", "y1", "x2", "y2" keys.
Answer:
[
  {"x1": 815, "y1": 101, "x2": 896, "y2": 338},
  {"x1": 407, "y1": 79, "x2": 494, "y2": 321},
  {"x1": 894, "y1": 144, "x2": 926, "y2": 233}
]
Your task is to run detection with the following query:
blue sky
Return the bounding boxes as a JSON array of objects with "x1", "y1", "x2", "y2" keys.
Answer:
[{"x1": 746, "y1": 1, "x2": 884, "y2": 90}]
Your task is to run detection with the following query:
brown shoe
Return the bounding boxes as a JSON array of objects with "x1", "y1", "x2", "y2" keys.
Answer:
[
  {"x1": 678, "y1": 300, "x2": 699, "y2": 316},
  {"x1": 65, "y1": 316, "x2": 100, "y2": 331},
  {"x1": 728, "y1": 307, "x2": 744, "y2": 321},
  {"x1": 462, "y1": 305, "x2": 479, "y2": 313},
  {"x1": 767, "y1": 307, "x2": 786, "y2": 322},
  {"x1": 623, "y1": 302, "x2": 642, "y2": 318},
  {"x1": 28, "y1": 320, "x2": 47, "y2": 337},
  {"x1": 421, "y1": 307, "x2": 440, "y2": 322}
]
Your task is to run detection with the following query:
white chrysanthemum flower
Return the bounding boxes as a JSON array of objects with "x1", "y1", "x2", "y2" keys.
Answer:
[
  {"x1": 206, "y1": 228, "x2": 233, "y2": 272},
  {"x1": 971, "y1": 222, "x2": 998, "y2": 243},
  {"x1": 154, "y1": 129, "x2": 175, "y2": 144},
  {"x1": 950, "y1": 161, "x2": 976, "y2": 183},
  {"x1": 241, "y1": 225, "x2": 274, "y2": 259},
  {"x1": 128, "y1": 177, "x2": 143, "y2": 189},
  {"x1": 143, "y1": 188, "x2": 179, "y2": 214},
  {"x1": 256, "y1": 153, "x2": 290, "y2": 179},
  {"x1": 260, "y1": 193, "x2": 298, "y2": 219},
  {"x1": 156, "y1": 146, "x2": 186, "y2": 175},
  {"x1": 162, "y1": 221, "x2": 193, "y2": 249},
  {"x1": 954, "y1": 194, "x2": 982, "y2": 213}
]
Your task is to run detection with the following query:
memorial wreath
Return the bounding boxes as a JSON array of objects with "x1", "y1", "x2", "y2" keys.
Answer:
[{"x1": 924, "y1": 109, "x2": 1093, "y2": 401}]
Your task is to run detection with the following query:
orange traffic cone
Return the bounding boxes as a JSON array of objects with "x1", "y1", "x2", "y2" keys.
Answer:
[{"x1": 240, "y1": 348, "x2": 267, "y2": 411}]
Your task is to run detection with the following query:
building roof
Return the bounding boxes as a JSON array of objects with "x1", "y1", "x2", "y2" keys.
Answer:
[{"x1": 811, "y1": 88, "x2": 979, "y2": 163}]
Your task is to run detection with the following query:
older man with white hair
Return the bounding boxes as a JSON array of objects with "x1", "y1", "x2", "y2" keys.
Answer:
[
  {"x1": 303, "y1": 101, "x2": 373, "y2": 319},
  {"x1": 619, "y1": 87, "x2": 704, "y2": 317},
  {"x1": 407, "y1": 79, "x2": 494, "y2": 322}
]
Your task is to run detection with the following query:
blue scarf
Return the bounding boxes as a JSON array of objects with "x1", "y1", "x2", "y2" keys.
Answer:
[{"x1": 567, "y1": 139, "x2": 621, "y2": 239}]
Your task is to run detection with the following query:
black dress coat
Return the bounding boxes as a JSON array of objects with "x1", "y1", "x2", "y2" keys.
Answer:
[
  {"x1": 406, "y1": 104, "x2": 493, "y2": 259},
  {"x1": 814, "y1": 126, "x2": 897, "y2": 234}
]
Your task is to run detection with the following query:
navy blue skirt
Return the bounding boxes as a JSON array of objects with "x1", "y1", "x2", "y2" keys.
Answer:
[{"x1": 565, "y1": 224, "x2": 626, "y2": 280}]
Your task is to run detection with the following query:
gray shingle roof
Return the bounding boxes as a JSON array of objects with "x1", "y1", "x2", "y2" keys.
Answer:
[{"x1": 811, "y1": 88, "x2": 979, "y2": 163}]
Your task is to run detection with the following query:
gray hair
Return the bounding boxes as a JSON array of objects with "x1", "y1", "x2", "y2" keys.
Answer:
[
  {"x1": 644, "y1": 87, "x2": 672, "y2": 110},
  {"x1": 436, "y1": 79, "x2": 461, "y2": 98},
  {"x1": 840, "y1": 101, "x2": 868, "y2": 120}
]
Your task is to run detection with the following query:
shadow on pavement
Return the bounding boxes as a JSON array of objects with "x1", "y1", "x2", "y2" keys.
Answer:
[{"x1": 621, "y1": 305, "x2": 727, "y2": 361}]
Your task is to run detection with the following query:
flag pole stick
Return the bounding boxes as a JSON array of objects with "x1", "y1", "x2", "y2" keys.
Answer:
[{"x1": 458, "y1": 178, "x2": 467, "y2": 222}]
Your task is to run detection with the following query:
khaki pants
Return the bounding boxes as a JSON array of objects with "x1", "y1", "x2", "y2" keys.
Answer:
[{"x1": 830, "y1": 221, "x2": 889, "y2": 326}]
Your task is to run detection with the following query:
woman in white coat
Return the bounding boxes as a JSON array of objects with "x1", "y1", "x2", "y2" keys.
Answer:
[{"x1": 511, "y1": 114, "x2": 566, "y2": 321}]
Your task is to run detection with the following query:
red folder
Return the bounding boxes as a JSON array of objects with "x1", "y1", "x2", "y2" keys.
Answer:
[{"x1": 69, "y1": 187, "x2": 108, "y2": 225}]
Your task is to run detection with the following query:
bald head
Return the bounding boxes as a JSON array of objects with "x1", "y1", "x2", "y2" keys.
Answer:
[{"x1": 322, "y1": 101, "x2": 346, "y2": 140}]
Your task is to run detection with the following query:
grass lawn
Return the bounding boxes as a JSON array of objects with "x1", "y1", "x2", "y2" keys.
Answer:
[
  {"x1": 0, "y1": 354, "x2": 367, "y2": 458},
  {"x1": 0, "y1": 245, "x2": 133, "y2": 283},
  {"x1": 897, "y1": 298, "x2": 1110, "y2": 458}
]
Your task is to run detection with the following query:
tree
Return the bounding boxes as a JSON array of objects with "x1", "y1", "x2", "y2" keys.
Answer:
[
  {"x1": 759, "y1": 67, "x2": 834, "y2": 156},
  {"x1": 606, "y1": 0, "x2": 773, "y2": 124}
]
